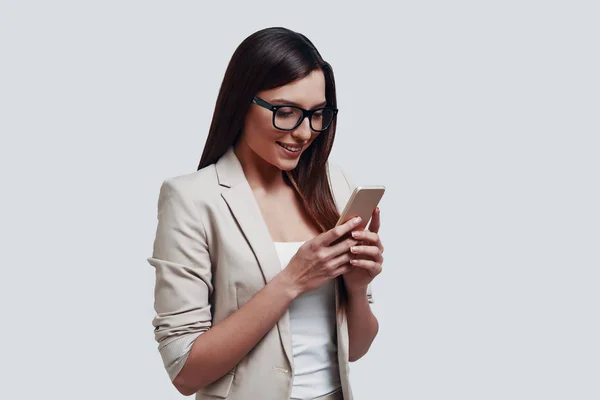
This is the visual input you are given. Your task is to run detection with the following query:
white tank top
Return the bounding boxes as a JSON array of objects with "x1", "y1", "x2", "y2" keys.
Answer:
[{"x1": 273, "y1": 241, "x2": 341, "y2": 400}]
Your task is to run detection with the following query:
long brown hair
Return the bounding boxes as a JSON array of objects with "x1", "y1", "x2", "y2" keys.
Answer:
[{"x1": 197, "y1": 27, "x2": 349, "y2": 309}]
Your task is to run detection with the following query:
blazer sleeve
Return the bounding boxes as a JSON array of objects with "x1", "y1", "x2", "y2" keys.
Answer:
[
  {"x1": 336, "y1": 165, "x2": 375, "y2": 305},
  {"x1": 147, "y1": 179, "x2": 214, "y2": 381}
]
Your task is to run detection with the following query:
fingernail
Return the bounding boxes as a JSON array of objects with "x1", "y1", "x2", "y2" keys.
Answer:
[
  {"x1": 351, "y1": 231, "x2": 360, "y2": 238},
  {"x1": 350, "y1": 259, "x2": 358, "y2": 264},
  {"x1": 352, "y1": 217, "x2": 361, "y2": 225},
  {"x1": 350, "y1": 246, "x2": 357, "y2": 253}
]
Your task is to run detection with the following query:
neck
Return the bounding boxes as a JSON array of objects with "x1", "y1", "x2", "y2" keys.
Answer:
[{"x1": 233, "y1": 140, "x2": 287, "y2": 194}]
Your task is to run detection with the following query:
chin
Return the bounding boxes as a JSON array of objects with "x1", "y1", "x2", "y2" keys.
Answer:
[{"x1": 273, "y1": 157, "x2": 300, "y2": 171}]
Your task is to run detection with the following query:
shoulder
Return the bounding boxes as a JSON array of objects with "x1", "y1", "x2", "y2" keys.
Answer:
[
  {"x1": 327, "y1": 161, "x2": 356, "y2": 191},
  {"x1": 156, "y1": 164, "x2": 220, "y2": 207},
  {"x1": 326, "y1": 161, "x2": 356, "y2": 211}
]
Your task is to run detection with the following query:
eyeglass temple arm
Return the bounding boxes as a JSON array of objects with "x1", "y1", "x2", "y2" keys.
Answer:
[{"x1": 252, "y1": 96, "x2": 273, "y2": 110}]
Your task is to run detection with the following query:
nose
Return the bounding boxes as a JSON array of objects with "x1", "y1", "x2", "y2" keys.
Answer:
[{"x1": 291, "y1": 116, "x2": 312, "y2": 141}]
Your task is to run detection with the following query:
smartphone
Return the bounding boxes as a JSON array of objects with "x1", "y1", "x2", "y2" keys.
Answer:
[{"x1": 332, "y1": 185, "x2": 385, "y2": 244}]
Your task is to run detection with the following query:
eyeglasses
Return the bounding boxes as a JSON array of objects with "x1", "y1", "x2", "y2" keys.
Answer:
[{"x1": 252, "y1": 96, "x2": 338, "y2": 132}]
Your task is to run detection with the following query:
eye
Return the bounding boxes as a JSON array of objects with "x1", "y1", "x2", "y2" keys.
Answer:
[
  {"x1": 275, "y1": 107, "x2": 299, "y2": 119},
  {"x1": 277, "y1": 111, "x2": 295, "y2": 118}
]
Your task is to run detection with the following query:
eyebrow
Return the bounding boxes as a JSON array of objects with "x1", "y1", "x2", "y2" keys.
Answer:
[{"x1": 269, "y1": 98, "x2": 328, "y2": 109}]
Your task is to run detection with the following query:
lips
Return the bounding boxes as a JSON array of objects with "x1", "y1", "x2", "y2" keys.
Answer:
[{"x1": 276, "y1": 142, "x2": 303, "y2": 152}]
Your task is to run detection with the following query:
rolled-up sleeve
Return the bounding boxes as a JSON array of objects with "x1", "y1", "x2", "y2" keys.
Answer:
[{"x1": 147, "y1": 179, "x2": 213, "y2": 381}]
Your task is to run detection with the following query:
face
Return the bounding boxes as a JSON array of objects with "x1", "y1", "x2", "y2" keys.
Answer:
[{"x1": 239, "y1": 69, "x2": 328, "y2": 171}]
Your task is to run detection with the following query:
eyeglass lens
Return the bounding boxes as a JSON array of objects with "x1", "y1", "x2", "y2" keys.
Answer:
[{"x1": 274, "y1": 107, "x2": 334, "y2": 131}]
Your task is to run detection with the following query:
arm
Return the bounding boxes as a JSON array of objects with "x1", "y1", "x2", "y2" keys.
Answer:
[
  {"x1": 148, "y1": 180, "x2": 300, "y2": 396},
  {"x1": 174, "y1": 274, "x2": 298, "y2": 395},
  {"x1": 346, "y1": 286, "x2": 379, "y2": 362},
  {"x1": 334, "y1": 164, "x2": 380, "y2": 361}
]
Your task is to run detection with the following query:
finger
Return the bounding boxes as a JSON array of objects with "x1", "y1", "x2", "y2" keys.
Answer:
[
  {"x1": 327, "y1": 236, "x2": 360, "y2": 258},
  {"x1": 368, "y1": 207, "x2": 381, "y2": 233},
  {"x1": 351, "y1": 230, "x2": 383, "y2": 252},
  {"x1": 321, "y1": 216, "x2": 362, "y2": 246},
  {"x1": 332, "y1": 263, "x2": 352, "y2": 278},
  {"x1": 325, "y1": 252, "x2": 354, "y2": 274},
  {"x1": 349, "y1": 258, "x2": 382, "y2": 277},
  {"x1": 350, "y1": 245, "x2": 382, "y2": 260}
]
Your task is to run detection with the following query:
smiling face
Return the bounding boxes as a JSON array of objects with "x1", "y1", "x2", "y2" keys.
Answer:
[{"x1": 238, "y1": 69, "x2": 328, "y2": 171}]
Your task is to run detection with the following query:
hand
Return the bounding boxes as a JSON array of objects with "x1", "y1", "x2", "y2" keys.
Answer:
[
  {"x1": 343, "y1": 207, "x2": 384, "y2": 293},
  {"x1": 282, "y1": 216, "x2": 362, "y2": 297}
]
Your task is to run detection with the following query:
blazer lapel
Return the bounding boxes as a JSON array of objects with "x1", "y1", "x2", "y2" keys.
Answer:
[
  {"x1": 215, "y1": 146, "x2": 352, "y2": 375},
  {"x1": 216, "y1": 146, "x2": 294, "y2": 370}
]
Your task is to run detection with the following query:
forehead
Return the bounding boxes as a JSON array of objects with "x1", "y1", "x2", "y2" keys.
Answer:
[{"x1": 260, "y1": 69, "x2": 326, "y2": 107}]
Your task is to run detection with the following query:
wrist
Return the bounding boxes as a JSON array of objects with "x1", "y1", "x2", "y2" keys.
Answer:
[
  {"x1": 272, "y1": 270, "x2": 301, "y2": 302},
  {"x1": 346, "y1": 284, "x2": 368, "y2": 299}
]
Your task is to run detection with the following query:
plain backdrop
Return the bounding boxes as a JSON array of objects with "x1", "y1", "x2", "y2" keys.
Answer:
[{"x1": 1, "y1": 1, "x2": 598, "y2": 399}]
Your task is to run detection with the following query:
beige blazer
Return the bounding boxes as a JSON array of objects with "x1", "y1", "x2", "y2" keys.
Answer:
[{"x1": 148, "y1": 146, "x2": 374, "y2": 400}]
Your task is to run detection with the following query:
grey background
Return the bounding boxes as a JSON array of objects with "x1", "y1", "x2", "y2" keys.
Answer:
[{"x1": 1, "y1": 1, "x2": 598, "y2": 399}]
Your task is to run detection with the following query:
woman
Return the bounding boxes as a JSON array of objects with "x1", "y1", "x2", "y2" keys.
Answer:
[{"x1": 148, "y1": 27, "x2": 384, "y2": 400}]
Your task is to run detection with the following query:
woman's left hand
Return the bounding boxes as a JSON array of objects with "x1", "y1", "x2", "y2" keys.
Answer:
[{"x1": 342, "y1": 207, "x2": 384, "y2": 292}]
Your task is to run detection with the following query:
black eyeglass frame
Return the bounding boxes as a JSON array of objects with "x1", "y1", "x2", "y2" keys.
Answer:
[{"x1": 252, "y1": 96, "x2": 339, "y2": 132}]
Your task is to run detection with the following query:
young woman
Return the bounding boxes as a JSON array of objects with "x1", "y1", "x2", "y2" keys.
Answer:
[{"x1": 148, "y1": 27, "x2": 384, "y2": 400}]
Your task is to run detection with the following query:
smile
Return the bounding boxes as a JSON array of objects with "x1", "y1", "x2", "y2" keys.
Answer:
[{"x1": 277, "y1": 142, "x2": 303, "y2": 152}]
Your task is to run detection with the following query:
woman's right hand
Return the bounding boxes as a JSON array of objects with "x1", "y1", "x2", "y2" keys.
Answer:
[{"x1": 281, "y1": 216, "x2": 363, "y2": 297}]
